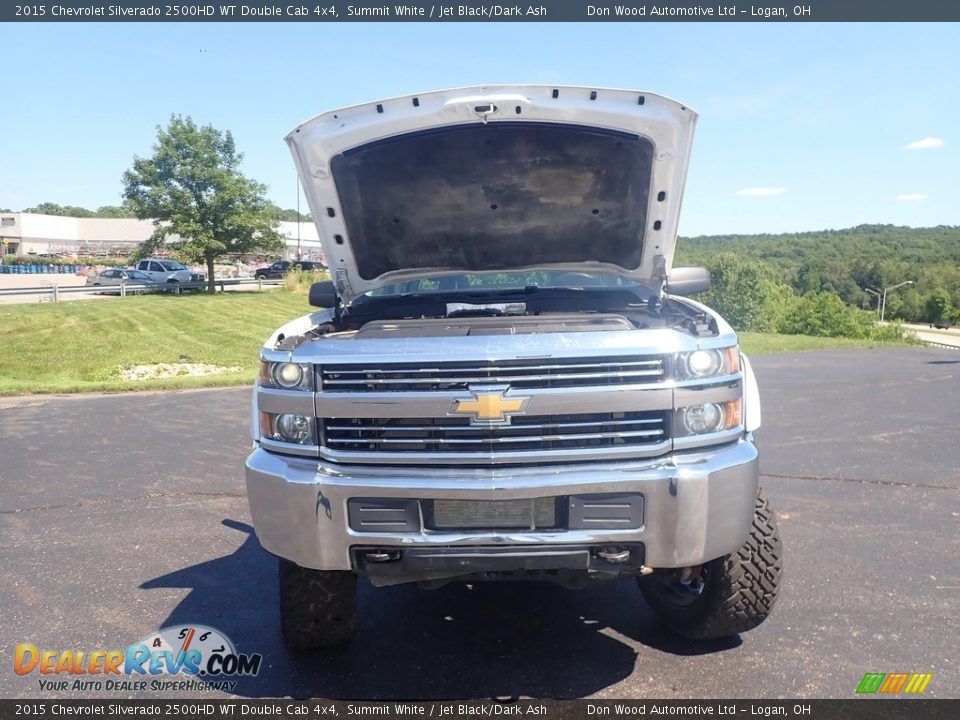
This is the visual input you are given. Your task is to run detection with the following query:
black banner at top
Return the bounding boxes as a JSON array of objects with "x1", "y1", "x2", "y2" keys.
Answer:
[{"x1": 4, "y1": 0, "x2": 960, "y2": 22}]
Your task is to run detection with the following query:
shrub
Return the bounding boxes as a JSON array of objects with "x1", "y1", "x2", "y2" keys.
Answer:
[
  {"x1": 777, "y1": 292, "x2": 903, "y2": 340},
  {"x1": 282, "y1": 268, "x2": 330, "y2": 294}
]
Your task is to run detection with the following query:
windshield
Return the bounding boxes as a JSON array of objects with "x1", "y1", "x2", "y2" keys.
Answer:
[
  {"x1": 159, "y1": 261, "x2": 186, "y2": 271},
  {"x1": 368, "y1": 271, "x2": 638, "y2": 297}
]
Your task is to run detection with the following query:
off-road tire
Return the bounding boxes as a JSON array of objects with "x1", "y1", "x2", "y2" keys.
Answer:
[
  {"x1": 639, "y1": 489, "x2": 783, "y2": 639},
  {"x1": 278, "y1": 558, "x2": 357, "y2": 650}
]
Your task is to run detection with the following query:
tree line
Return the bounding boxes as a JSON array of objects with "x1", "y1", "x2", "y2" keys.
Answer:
[
  {"x1": 675, "y1": 224, "x2": 960, "y2": 327},
  {"x1": 14, "y1": 201, "x2": 310, "y2": 223}
]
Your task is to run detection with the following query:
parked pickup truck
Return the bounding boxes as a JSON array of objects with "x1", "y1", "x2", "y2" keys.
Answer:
[
  {"x1": 254, "y1": 260, "x2": 325, "y2": 280},
  {"x1": 135, "y1": 258, "x2": 205, "y2": 286},
  {"x1": 245, "y1": 85, "x2": 783, "y2": 649}
]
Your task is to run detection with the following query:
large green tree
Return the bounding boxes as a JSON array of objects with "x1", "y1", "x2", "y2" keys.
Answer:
[
  {"x1": 925, "y1": 288, "x2": 955, "y2": 325},
  {"x1": 122, "y1": 115, "x2": 282, "y2": 293}
]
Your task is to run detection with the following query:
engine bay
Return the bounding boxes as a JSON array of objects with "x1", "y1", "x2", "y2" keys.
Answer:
[{"x1": 273, "y1": 286, "x2": 719, "y2": 350}]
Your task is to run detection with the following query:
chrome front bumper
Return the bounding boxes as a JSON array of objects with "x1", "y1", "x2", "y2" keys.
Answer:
[{"x1": 245, "y1": 438, "x2": 759, "y2": 573}]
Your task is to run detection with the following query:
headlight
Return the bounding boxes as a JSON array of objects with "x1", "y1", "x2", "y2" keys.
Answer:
[
  {"x1": 676, "y1": 399, "x2": 742, "y2": 436},
  {"x1": 260, "y1": 412, "x2": 316, "y2": 445},
  {"x1": 687, "y1": 349, "x2": 722, "y2": 378},
  {"x1": 259, "y1": 361, "x2": 313, "y2": 391},
  {"x1": 676, "y1": 346, "x2": 740, "y2": 380},
  {"x1": 275, "y1": 363, "x2": 303, "y2": 388}
]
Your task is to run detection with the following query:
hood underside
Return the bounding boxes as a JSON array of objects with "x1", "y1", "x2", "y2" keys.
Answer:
[{"x1": 287, "y1": 85, "x2": 697, "y2": 303}]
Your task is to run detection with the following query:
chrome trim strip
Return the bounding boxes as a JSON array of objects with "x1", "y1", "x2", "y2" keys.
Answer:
[
  {"x1": 257, "y1": 387, "x2": 316, "y2": 416},
  {"x1": 324, "y1": 359, "x2": 663, "y2": 374},
  {"x1": 321, "y1": 368, "x2": 664, "y2": 386},
  {"x1": 324, "y1": 429, "x2": 665, "y2": 446},
  {"x1": 260, "y1": 437, "x2": 319, "y2": 457},
  {"x1": 324, "y1": 417, "x2": 664, "y2": 432},
  {"x1": 672, "y1": 372, "x2": 741, "y2": 388},
  {"x1": 315, "y1": 385, "x2": 672, "y2": 418},
  {"x1": 315, "y1": 439, "x2": 672, "y2": 465},
  {"x1": 673, "y1": 429, "x2": 743, "y2": 451},
  {"x1": 675, "y1": 381, "x2": 741, "y2": 407},
  {"x1": 260, "y1": 348, "x2": 293, "y2": 363}
]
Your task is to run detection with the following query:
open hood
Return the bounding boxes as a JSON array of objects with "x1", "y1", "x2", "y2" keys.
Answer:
[{"x1": 286, "y1": 85, "x2": 697, "y2": 304}]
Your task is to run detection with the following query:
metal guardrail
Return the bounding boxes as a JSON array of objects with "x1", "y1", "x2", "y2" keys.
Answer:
[
  {"x1": 921, "y1": 339, "x2": 960, "y2": 350},
  {"x1": 0, "y1": 277, "x2": 284, "y2": 301}
]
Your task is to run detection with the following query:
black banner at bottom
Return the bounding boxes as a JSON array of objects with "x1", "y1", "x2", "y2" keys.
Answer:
[{"x1": 0, "y1": 700, "x2": 957, "y2": 720}]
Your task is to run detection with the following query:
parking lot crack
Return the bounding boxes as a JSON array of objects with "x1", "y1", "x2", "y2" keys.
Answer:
[
  {"x1": 0, "y1": 490, "x2": 246, "y2": 515},
  {"x1": 761, "y1": 472, "x2": 958, "y2": 492}
]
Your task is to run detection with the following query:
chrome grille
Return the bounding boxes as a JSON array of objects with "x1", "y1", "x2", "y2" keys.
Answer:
[
  {"x1": 320, "y1": 411, "x2": 668, "y2": 454},
  {"x1": 319, "y1": 356, "x2": 664, "y2": 392}
]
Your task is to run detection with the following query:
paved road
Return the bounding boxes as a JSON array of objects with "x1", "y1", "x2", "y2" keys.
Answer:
[
  {"x1": 1, "y1": 348, "x2": 958, "y2": 699},
  {"x1": 901, "y1": 324, "x2": 960, "y2": 349}
]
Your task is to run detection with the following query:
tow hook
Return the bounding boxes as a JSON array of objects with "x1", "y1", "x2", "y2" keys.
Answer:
[
  {"x1": 596, "y1": 545, "x2": 631, "y2": 563},
  {"x1": 364, "y1": 549, "x2": 401, "y2": 563},
  {"x1": 679, "y1": 564, "x2": 704, "y2": 583}
]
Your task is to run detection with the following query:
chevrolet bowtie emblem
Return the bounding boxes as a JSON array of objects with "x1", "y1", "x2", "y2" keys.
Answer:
[{"x1": 450, "y1": 388, "x2": 531, "y2": 424}]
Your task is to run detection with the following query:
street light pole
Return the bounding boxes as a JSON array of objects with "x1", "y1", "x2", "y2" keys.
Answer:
[
  {"x1": 879, "y1": 280, "x2": 914, "y2": 323},
  {"x1": 864, "y1": 287, "x2": 881, "y2": 315},
  {"x1": 296, "y1": 170, "x2": 302, "y2": 261}
]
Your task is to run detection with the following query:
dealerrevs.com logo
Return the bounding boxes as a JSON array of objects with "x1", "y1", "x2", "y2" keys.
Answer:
[{"x1": 14, "y1": 624, "x2": 261, "y2": 693}]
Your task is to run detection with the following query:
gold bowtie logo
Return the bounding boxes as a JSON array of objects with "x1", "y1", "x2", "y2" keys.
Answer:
[{"x1": 451, "y1": 388, "x2": 530, "y2": 424}]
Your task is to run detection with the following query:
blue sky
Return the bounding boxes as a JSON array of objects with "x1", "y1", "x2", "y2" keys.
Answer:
[{"x1": 3, "y1": 22, "x2": 957, "y2": 236}]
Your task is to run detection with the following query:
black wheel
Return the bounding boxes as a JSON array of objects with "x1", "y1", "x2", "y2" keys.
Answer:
[
  {"x1": 639, "y1": 489, "x2": 783, "y2": 639},
  {"x1": 255, "y1": 273, "x2": 267, "y2": 280},
  {"x1": 278, "y1": 558, "x2": 357, "y2": 650}
]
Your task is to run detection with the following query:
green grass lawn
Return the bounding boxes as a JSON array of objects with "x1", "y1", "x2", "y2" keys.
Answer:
[
  {"x1": 0, "y1": 292, "x2": 913, "y2": 396},
  {"x1": 0, "y1": 291, "x2": 312, "y2": 395},
  {"x1": 737, "y1": 332, "x2": 913, "y2": 355}
]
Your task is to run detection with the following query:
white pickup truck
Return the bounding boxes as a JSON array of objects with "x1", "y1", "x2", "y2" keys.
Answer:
[{"x1": 244, "y1": 85, "x2": 783, "y2": 649}]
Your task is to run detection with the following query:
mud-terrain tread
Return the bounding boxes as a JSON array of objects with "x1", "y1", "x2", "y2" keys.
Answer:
[
  {"x1": 640, "y1": 489, "x2": 783, "y2": 639},
  {"x1": 278, "y1": 558, "x2": 357, "y2": 650}
]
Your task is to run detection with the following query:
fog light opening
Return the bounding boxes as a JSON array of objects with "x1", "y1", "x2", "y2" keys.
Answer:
[
  {"x1": 682, "y1": 403, "x2": 725, "y2": 434},
  {"x1": 275, "y1": 413, "x2": 313, "y2": 444}
]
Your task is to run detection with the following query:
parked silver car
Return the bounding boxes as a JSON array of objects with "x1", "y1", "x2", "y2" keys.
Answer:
[{"x1": 85, "y1": 268, "x2": 164, "y2": 294}]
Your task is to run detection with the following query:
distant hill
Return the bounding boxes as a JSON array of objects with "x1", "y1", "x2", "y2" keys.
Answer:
[
  {"x1": 674, "y1": 224, "x2": 960, "y2": 323},
  {"x1": 676, "y1": 224, "x2": 960, "y2": 271}
]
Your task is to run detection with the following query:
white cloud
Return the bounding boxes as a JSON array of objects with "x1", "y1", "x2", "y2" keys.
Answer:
[
  {"x1": 736, "y1": 187, "x2": 786, "y2": 197},
  {"x1": 904, "y1": 137, "x2": 944, "y2": 150},
  {"x1": 897, "y1": 193, "x2": 927, "y2": 201}
]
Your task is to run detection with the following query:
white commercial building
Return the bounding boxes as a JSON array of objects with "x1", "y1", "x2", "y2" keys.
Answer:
[{"x1": 0, "y1": 212, "x2": 322, "y2": 260}]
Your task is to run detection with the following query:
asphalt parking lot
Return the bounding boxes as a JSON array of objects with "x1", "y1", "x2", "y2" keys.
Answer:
[{"x1": 1, "y1": 347, "x2": 958, "y2": 699}]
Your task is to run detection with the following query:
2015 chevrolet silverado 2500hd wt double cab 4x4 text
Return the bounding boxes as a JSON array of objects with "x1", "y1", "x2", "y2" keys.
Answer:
[{"x1": 245, "y1": 86, "x2": 783, "y2": 649}]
